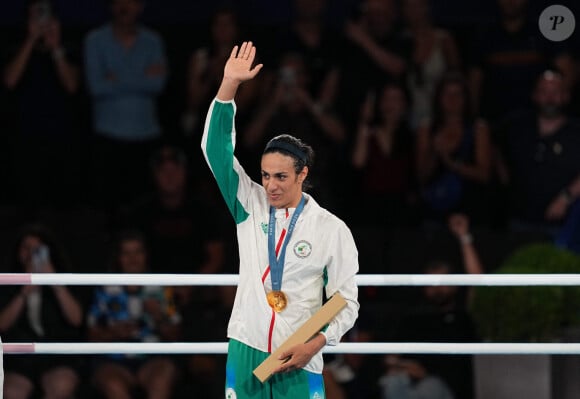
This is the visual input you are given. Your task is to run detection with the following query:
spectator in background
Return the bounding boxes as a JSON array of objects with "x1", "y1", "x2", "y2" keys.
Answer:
[
  {"x1": 401, "y1": 0, "x2": 461, "y2": 129},
  {"x1": 2, "y1": 0, "x2": 83, "y2": 209},
  {"x1": 499, "y1": 70, "x2": 580, "y2": 238},
  {"x1": 323, "y1": 312, "x2": 383, "y2": 399},
  {"x1": 116, "y1": 144, "x2": 226, "y2": 276},
  {"x1": 351, "y1": 82, "x2": 416, "y2": 228},
  {"x1": 415, "y1": 73, "x2": 492, "y2": 228},
  {"x1": 276, "y1": 0, "x2": 342, "y2": 111},
  {"x1": 378, "y1": 213, "x2": 481, "y2": 399},
  {"x1": 242, "y1": 51, "x2": 347, "y2": 212},
  {"x1": 115, "y1": 145, "x2": 234, "y2": 399},
  {"x1": 115, "y1": 143, "x2": 234, "y2": 334},
  {"x1": 86, "y1": 229, "x2": 181, "y2": 399},
  {"x1": 0, "y1": 224, "x2": 84, "y2": 399},
  {"x1": 338, "y1": 0, "x2": 410, "y2": 129},
  {"x1": 468, "y1": 0, "x2": 576, "y2": 128},
  {"x1": 84, "y1": 0, "x2": 167, "y2": 211},
  {"x1": 181, "y1": 7, "x2": 265, "y2": 207},
  {"x1": 182, "y1": 6, "x2": 261, "y2": 140}
]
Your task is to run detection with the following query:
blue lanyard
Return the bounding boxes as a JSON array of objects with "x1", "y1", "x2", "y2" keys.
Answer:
[{"x1": 268, "y1": 195, "x2": 306, "y2": 291}]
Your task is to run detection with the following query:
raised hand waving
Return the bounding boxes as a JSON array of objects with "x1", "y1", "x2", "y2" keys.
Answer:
[{"x1": 217, "y1": 41, "x2": 263, "y2": 101}]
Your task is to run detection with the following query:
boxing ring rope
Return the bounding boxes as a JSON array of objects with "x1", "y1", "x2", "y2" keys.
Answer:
[
  {"x1": 5, "y1": 342, "x2": 580, "y2": 355},
  {"x1": 2, "y1": 273, "x2": 580, "y2": 355},
  {"x1": 3, "y1": 273, "x2": 580, "y2": 286}
]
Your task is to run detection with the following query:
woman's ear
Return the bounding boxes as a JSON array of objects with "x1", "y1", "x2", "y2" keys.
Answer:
[{"x1": 298, "y1": 166, "x2": 309, "y2": 184}]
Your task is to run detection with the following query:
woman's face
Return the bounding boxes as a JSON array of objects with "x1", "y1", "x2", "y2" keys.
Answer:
[
  {"x1": 364, "y1": 0, "x2": 395, "y2": 37},
  {"x1": 380, "y1": 86, "x2": 407, "y2": 121},
  {"x1": 18, "y1": 235, "x2": 43, "y2": 270},
  {"x1": 118, "y1": 239, "x2": 147, "y2": 273},
  {"x1": 440, "y1": 82, "x2": 465, "y2": 116},
  {"x1": 403, "y1": 0, "x2": 429, "y2": 26},
  {"x1": 154, "y1": 159, "x2": 187, "y2": 196},
  {"x1": 111, "y1": 0, "x2": 143, "y2": 27},
  {"x1": 261, "y1": 152, "x2": 307, "y2": 209}
]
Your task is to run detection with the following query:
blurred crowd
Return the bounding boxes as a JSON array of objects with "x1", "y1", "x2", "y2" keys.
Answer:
[{"x1": 0, "y1": 0, "x2": 579, "y2": 398}]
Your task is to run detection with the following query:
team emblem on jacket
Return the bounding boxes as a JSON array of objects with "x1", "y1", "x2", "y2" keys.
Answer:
[{"x1": 294, "y1": 240, "x2": 312, "y2": 258}]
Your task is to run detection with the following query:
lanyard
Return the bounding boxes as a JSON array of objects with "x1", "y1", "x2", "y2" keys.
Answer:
[{"x1": 268, "y1": 195, "x2": 306, "y2": 291}]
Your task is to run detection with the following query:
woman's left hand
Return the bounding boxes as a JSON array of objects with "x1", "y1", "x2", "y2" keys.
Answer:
[{"x1": 273, "y1": 333, "x2": 326, "y2": 374}]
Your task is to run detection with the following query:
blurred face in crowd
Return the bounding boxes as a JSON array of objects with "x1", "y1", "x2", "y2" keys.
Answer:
[
  {"x1": 261, "y1": 152, "x2": 307, "y2": 209},
  {"x1": 110, "y1": 0, "x2": 143, "y2": 27},
  {"x1": 533, "y1": 72, "x2": 569, "y2": 118},
  {"x1": 439, "y1": 81, "x2": 466, "y2": 117},
  {"x1": 422, "y1": 264, "x2": 458, "y2": 307},
  {"x1": 18, "y1": 235, "x2": 44, "y2": 270},
  {"x1": 294, "y1": 0, "x2": 326, "y2": 19},
  {"x1": 28, "y1": 0, "x2": 51, "y2": 22},
  {"x1": 118, "y1": 239, "x2": 147, "y2": 273},
  {"x1": 423, "y1": 283, "x2": 458, "y2": 306},
  {"x1": 154, "y1": 155, "x2": 187, "y2": 197},
  {"x1": 402, "y1": 0, "x2": 430, "y2": 28},
  {"x1": 498, "y1": 0, "x2": 528, "y2": 19},
  {"x1": 379, "y1": 85, "x2": 407, "y2": 123},
  {"x1": 363, "y1": 0, "x2": 395, "y2": 37},
  {"x1": 211, "y1": 10, "x2": 238, "y2": 46}
]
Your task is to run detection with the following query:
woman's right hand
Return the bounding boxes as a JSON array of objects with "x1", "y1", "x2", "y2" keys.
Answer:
[
  {"x1": 217, "y1": 41, "x2": 263, "y2": 101},
  {"x1": 223, "y1": 41, "x2": 263, "y2": 84}
]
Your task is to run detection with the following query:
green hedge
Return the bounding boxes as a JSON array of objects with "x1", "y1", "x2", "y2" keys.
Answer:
[{"x1": 471, "y1": 243, "x2": 580, "y2": 341}]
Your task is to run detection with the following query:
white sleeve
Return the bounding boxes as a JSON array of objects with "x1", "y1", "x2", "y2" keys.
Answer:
[{"x1": 321, "y1": 221, "x2": 360, "y2": 346}]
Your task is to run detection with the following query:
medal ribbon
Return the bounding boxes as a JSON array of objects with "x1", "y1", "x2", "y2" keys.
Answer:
[{"x1": 268, "y1": 195, "x2": 305, "y2": 292}]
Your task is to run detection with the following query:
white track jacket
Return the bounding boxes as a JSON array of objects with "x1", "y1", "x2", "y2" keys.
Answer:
[{"x1": 201, "y1": 98, "x2": 359, "y2": 374}]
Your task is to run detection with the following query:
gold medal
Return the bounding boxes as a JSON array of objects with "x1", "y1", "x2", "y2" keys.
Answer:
[{"x1": 267, "y1": 290, "x2": 288, "y2": 312}]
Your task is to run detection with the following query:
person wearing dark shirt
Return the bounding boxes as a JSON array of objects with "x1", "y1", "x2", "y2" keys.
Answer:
[
  {"x1": 118, "y1": 144, "x2": 226, "y2": 275},
  {"x1": 351, "y1": 82, "x2": 416, "y2": 227},
  {"x1": 415, "y1": 73, "x2": 492, "y2": 228},
  {"x1": 500, "y1": 70, "x2": 580, "y2": 236},
  {"x1": 0, "y1": 224, "x2": 84, "y2": 399},
  {"x1": 468, "y1": 0, "x2": 575, "y2": 126},
  {"x1": 276, "y1": 0, "x2": 342, "y2": 110},
  {"x1": 116, "y1": 145, "x2": 233, "y2": 398},
  {"x1": 2, "y1": 0, "x2": 82, "y2": 209},
  {"x1": 337, "y1": 0, "x2": 410, "y2": 129}
]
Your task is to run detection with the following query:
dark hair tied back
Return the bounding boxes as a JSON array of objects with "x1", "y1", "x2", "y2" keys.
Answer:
[{"x1": 263, "y1": 134, "x2": 315, "y2": 190}]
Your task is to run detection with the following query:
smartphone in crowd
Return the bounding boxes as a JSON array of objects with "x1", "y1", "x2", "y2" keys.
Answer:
[
  {"x1": 36, "y1": 0, "x2": 52, "y2": 29},
  {"x1": 31, "y1": 245, "x2": 50, "y2": 272}
]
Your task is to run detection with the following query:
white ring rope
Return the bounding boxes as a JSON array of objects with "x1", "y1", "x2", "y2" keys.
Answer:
[
  {"x1": 3, "y1": 342, "x2": 580, "y2": 355},
  {"x1": 2, "y1": 273, "x2": 579, "y2": 356},
  {"x1": 2, "y1": 273, "x2": 580, "y2": 286}
]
